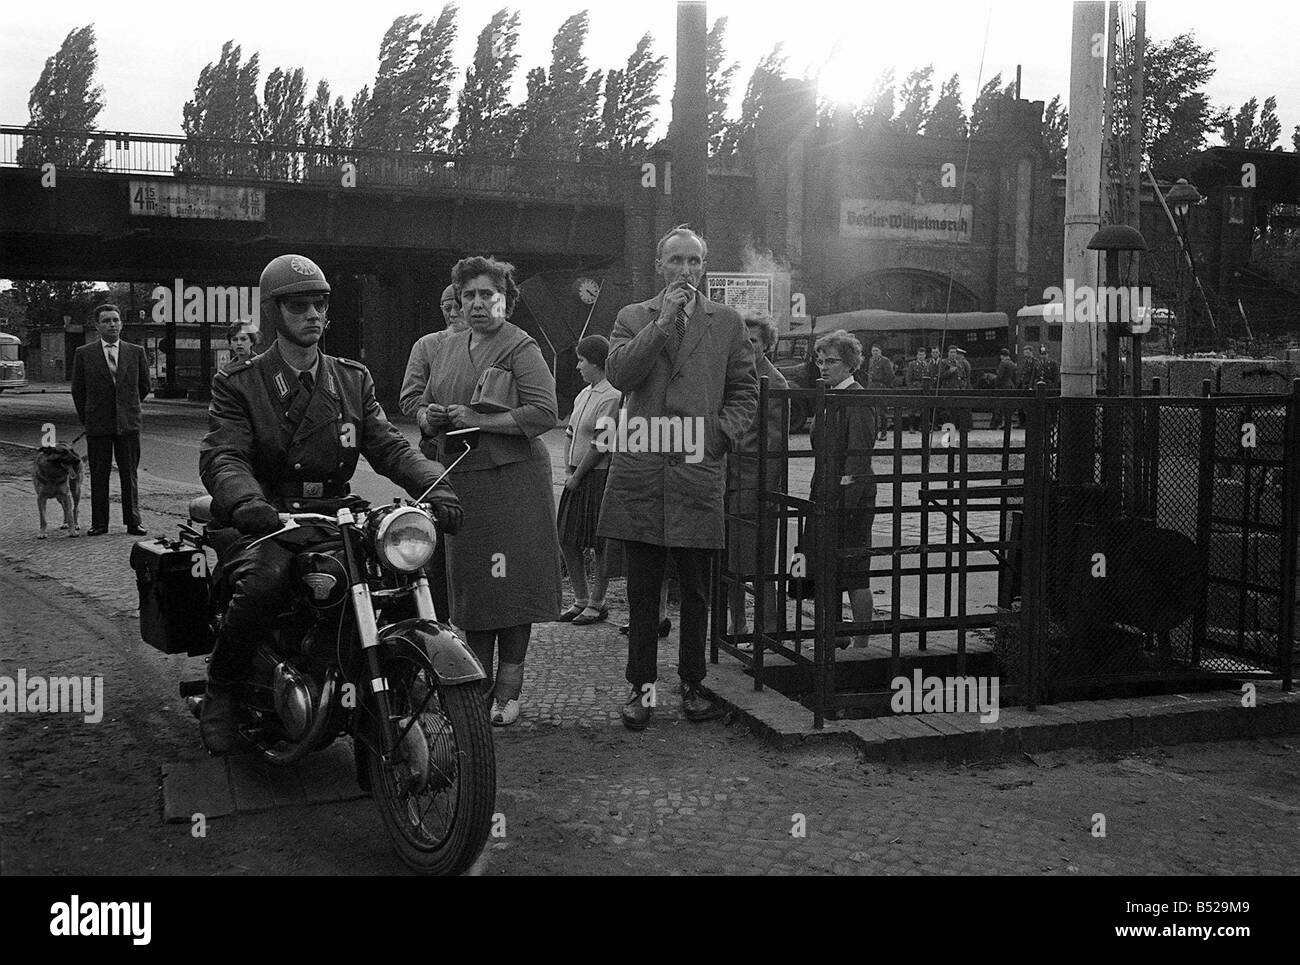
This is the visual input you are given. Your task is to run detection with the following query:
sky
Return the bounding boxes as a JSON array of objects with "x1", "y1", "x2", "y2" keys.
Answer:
[{"x1": 2, "y1": 0, "x2": 1299, "y2": 148}]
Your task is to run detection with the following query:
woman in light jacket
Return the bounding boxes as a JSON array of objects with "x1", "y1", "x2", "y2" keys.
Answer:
[{"x1": 417, "y1": 255, "x2": 562, "y2": 726}]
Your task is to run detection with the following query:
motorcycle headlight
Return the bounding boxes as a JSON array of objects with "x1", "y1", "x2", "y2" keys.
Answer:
[{"x1": 373, "y1": 506, "x2": 437, "y2": 572}]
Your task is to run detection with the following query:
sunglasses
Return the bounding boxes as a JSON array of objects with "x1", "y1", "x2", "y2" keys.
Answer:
[{"x1": 280, "y1": 296, "x2": 329, "y2": 315}]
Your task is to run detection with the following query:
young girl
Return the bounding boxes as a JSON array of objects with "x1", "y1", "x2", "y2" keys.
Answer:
[{"x1": 557, "y1": 335, "x2": 621, "y2": 625}]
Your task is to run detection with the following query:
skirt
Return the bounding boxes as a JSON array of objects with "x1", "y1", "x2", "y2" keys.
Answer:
[
  {"x1": 445, "y1": 450, "x2": 562, "y2": 631},
  {"x1": 556, "y1": 462, "x2": 609, "y2": 550}
]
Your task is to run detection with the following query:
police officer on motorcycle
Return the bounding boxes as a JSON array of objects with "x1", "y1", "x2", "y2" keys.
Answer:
[{"x1": 197, "y1": 254, "x2": 464, "y2": 755}]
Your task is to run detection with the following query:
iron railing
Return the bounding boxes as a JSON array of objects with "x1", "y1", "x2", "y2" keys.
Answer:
[
  {"x1": 0, "y1": 126, "x2": 626, "y2": 203},
  {"x1": 712, "y1": 378, "x2": 1299, "y2": 727}
]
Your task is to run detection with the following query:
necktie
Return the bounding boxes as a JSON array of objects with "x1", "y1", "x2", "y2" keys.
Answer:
[
  {"x1": 674, "y1": 302, "x2": 687, "y2": 343},
  {"x1": 299, "y1": 370, "x2": 315, "y2": 396},
  {"x1": 106, "y1": 345, "x2": 117, "y2": 376}
]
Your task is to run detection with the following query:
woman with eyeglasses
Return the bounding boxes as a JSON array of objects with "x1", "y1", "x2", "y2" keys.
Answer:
[{"x1": 809, "y1": 329, "x2": 877, "y2": 649}]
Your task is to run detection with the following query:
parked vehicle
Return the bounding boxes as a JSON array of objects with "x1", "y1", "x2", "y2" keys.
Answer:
[{"x1": 0, "y1": 332, "x2": 27, "y2": 392}]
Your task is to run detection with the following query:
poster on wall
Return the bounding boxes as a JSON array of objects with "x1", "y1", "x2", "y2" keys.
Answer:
[{"x1": 705, "y1": 273, "x2": 772, "y2": 315}]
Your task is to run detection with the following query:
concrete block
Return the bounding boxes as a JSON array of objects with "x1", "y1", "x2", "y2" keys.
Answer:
[
  {"x1": 1167, "y1": 359, "x2": 1218, "y2": 397},
  {"x1": 161, "y1": 759, "x2": 235, "y2": 823},
  {"x1": 1141, "y1": 359, "x2": 1169, "y2": 394},
  {"x1": 1219, "y1": 359, "x2": 1292, "y2": 395}
]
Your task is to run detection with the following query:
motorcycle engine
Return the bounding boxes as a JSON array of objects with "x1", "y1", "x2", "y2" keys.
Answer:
[{"x1": 272, "y1": 661, "x2": 320, "y2": 742}]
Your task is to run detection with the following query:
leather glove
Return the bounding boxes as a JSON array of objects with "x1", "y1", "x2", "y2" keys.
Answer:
[
  {"x1": 231, "y1": 498, "x2": 283, "y2": 536},
  {"x1": 423, "y1": 488, "x2": 463, "y2": 536}
]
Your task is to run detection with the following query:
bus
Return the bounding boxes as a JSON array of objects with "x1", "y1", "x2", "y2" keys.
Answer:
[
  {"x1": 1012, "y1": 303, "x2": 1065, "y2": 368},
  {"x1": 0, "y1": 332, "x2": 27, "y2": 392}
]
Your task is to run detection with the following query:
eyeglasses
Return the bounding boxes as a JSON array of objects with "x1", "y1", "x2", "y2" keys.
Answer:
[{"x1": 280, "y1": 295, "x2": 329, "y2": 315}]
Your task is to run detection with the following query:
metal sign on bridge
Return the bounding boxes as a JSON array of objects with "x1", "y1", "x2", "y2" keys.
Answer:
[{"x1": 129, "y1": 180, "x2": 266, "y2": 221}]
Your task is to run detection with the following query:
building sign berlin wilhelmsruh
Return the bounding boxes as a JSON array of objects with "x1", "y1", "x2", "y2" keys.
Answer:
[
  {"x1": 840, "y1": 199, "x2": 972, "y2": 243},
  {"x1": 129, "y1": 180, "x2": 266, "y2": 221}
]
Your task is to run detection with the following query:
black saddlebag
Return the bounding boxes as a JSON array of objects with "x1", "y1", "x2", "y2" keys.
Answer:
[{"x1": 130, "y1": 538, "x2": 216, "y2": 656}]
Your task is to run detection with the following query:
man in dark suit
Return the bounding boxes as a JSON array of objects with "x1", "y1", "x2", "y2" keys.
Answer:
[{"x1": 71, "y1": 303, "x2": 152, "y2": 536}]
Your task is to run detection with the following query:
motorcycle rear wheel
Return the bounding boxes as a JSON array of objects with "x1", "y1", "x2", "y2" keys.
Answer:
[{"x1": 366, "y1": 653, "x2": 496, "y2": 876}]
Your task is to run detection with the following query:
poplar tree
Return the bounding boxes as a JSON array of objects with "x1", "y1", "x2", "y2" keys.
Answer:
[
  {"x1": 515, "y1": 12, "x2": 603, "y2": 162},
  {"x1": 451, "y1": 8, "x2": 522, "y2": 155},
  {"x1": 17, "y1": 24, "x2": 105, "y2": 169},
  {"x1": 969, "y1": 73, "x2": 1016, "y2": 135},
  {"x1": 706, "y1": 17, "x2": 739, "y2": 158},
  {"x1": 598, "y1": 33, "x2": 666, "y2": 161},
  {"x1": 895, "y1": 65, "x2": 934, "y2": 136},
  {"x1": 410, "y1": 3, "x2": 459, "y2": 153},
  {"x1": 717, "y1": 44, "x2": 787, "y2": 170},
  {"x1": 927, "y1": 73, "x2": 968, "y2": 138},
  {"x1": 177, "y1": 40, "x2": 261, "y2": 175},
  {"x1": 358, "y1": 15, "x2": 421, "y2": 150}
]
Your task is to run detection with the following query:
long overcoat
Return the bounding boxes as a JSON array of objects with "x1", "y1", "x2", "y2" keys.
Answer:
[{"x1": 598, "y1": 291, "x2": 757, "y2": 549}]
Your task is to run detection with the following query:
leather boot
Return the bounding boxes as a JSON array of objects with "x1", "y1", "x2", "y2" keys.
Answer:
[{"x1": 199, "y1": 678, "x2": 239, "y2": 755}]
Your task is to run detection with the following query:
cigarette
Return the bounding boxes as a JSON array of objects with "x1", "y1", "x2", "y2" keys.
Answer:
[{"x1": 680, "y1": 281, "x2": 701, "y2": 295}]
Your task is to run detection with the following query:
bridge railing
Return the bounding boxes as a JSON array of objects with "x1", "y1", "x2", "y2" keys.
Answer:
[{"x1": 0, "y1": 126, "x2": 625, "y2": 203}]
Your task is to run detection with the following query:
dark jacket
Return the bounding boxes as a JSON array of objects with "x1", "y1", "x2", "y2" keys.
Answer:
[
  {"x1": 199, "y1": 341, "x2": 445, "y2": 522},
  {"x1": 1016, "y1": 356, "x2": 1040, "y2": 389},
  {"x1": 865, "y1": 354, "x2": 895, "y2": 388},
  {"x1": 995, "y1": 357, "x2": 1018, "y2": 390},
  {"x1": 937, "y1": 356, "x2": 971, "y2": 390},
  {"x1": 904, "y1": 358, "x2": 929, "y2": 388},
  {"x1": 598, "y1": 290, "x2": 758, "y2": 548},
  {"x1": 71, "y1": 339, "x2": 152, "y2": 436}
]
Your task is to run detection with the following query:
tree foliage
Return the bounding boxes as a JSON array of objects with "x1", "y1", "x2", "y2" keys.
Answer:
[
  {"x1": 17, "y1": 24, "x2": 106, "y2": 169},
  {"x1": 927, "y1": 73, "x2": 968, "y2": 138},
  {"x1": 410, "y1": 4, "x2": 460, "y2": 152},
  {"x1": 1140, "y1": 32, "x2": 1226, "y2": 173},
  {"x1": 970, "y1": 73, "x2": 1016, "y2": 135},
  {"x1": 855, "y1": 69, "x2": 896, "y2": 131},
  {"x1": 514, "y1": 12, "x2": 604, "y2": 162},
  {"x1": 1043, "y1": 94, "x2": 1068, "y2": 172},
  {"x1": 12, "y1": 280, "x2": 98, "y2": 330},
  {"x1": 894, "y1": 66, "x2": 934, "y2": 136},
  {"x1": 717, "y1": 44, "x2": 787, "y2": 170},
  {"x1": 177, "y1": 40, "x2": 262, "y2": 175},
  {"x1": 1223, "y1": 94, "x2": 1281, "y2": 150},
  {"x1": 451, "y1": 7, "x2": 521, "y2": 155},
  {"x1": 597, "y1": 33, "x2": 665, "y2": 161},
  {"x1": 706, "y1": 17, "x2": 739, "y2": 158}
]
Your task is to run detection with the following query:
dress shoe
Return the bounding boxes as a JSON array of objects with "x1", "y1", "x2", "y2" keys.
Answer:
[
  {"x1": 86, "y1": 527, "x2": 108, "y2": 537},
  {"x1": 620, "y1": 686, "x2": 652, "y2": 731},
  {"x1": 490, "y1": 697, "x2": 520, "y2": 726},
  {"x1": 199, "y1": 681, "x2": 239, "y2": 755},
  {"x1": 681, "y1": 681, "x2": 726, "y2": 722},
  {"x1": 572, "y1": 605, "x2": 608, "y2": 626},
  {"x1": 618, "y1": 618, "x2": 671, "y2": 637},
  {"x1": 127, "y1": 525, "x2": 148, "y2": 536}
]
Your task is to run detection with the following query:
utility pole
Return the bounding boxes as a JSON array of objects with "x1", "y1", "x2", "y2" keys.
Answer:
[
  {"x1": 670, "y1": 1, "x2": 708, "y2": 236},
  {"x1": 1062, "y1": 1, "x2": 1106, "y2": 400}
]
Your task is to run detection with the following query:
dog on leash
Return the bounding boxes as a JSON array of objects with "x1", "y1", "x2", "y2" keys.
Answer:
[{"x1": 33, "y1": 443, "x2": 83, "y2": 539}]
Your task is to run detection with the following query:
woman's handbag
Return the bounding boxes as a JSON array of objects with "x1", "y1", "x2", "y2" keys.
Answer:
[
  {"x1": 469, "y1": 364, "x2": 518, "y2": 413},
  {"x1": 468, "y1": 331, "x2": 528, "y2": 413}
]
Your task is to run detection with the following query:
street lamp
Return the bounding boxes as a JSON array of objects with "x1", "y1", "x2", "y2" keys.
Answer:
[
  {"x1": 1087, "y1": 223, "x2": 1147, "y2": 398},
  {"x1": 1165, "y1": 178, "x2": 1203, "y2": 349}
]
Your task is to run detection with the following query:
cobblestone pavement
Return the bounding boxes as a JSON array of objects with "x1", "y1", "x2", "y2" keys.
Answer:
[{"x1": 2, "y1": 438, "x2": 1297, "y2": 876}]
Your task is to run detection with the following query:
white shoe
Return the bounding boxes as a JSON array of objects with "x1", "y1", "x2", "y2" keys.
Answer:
[{"x1": 491, "y1": 697, "x2": 520, "y2": 726}]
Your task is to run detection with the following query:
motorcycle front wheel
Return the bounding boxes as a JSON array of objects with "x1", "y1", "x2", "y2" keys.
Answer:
[{"x1": 365, "y1": 652, "x2": 496, "y2": 876}]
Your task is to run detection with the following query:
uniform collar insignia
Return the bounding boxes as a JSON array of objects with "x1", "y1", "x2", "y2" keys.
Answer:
[{"x1": 273, "y1": 371, "x2": 290, "y2": 399}]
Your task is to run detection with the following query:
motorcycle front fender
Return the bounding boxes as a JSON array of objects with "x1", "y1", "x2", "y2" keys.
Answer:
[{"x1": 378, "y1": 618, "x2": 485, "y2": 686}]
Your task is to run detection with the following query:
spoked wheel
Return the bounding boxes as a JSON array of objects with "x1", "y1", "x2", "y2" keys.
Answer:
[{"x1": 365, "y1": 652, "x2": 496, "y2": 876}]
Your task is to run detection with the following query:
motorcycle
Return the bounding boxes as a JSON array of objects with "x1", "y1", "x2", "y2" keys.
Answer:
[{"x1": 131, "y1": 429, "x2": 495, "y2": 876}]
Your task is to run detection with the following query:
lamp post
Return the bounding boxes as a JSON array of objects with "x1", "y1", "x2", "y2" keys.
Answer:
[
  {"x1": 1087, "y1": 223, "x2": 1148, "y2": 505},
  {"x1": 1087, "y1": 223, "x2": 1148, "y2": 397},
  {"x1": 1165, "y1": 178, "x2": 1203, "y2": 349}
]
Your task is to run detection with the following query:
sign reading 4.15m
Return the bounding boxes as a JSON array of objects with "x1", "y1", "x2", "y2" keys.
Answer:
[{"x1": 129, "y1": 180, "x2": 266, "y2": 221}]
